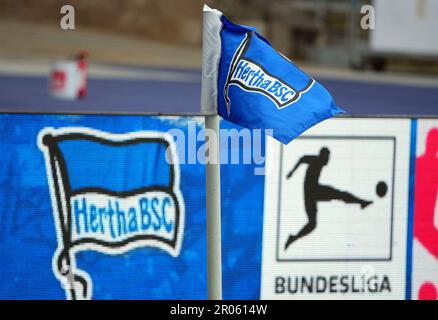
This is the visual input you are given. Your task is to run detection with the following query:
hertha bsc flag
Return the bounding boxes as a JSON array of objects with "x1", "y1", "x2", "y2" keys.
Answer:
[
  {"x1": 201, "y1": 5, "x2": 344, "y2": 144},
  {"x1": 39, "y1": 127, "x2": 184, "y2": 300}
]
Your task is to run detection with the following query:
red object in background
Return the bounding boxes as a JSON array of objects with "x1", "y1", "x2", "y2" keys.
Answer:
[
  {"x1": 414, "y1": 128, "x2": 438, "y2": 300},
  {"x1": 51, "y1": 70, "x2": 66, "y2": 91},
  {"x1": 76, "y1": 51, "x2": 88, "y2": 98},
  {"x1": 419, "y1": 282, "x2": 438, "y2": 300}
]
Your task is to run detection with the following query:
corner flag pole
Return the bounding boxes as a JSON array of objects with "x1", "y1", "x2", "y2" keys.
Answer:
[
  {"x1": 205, "y1": 114, "x2": 222, "y2": 300},
  {"x1": 201, "y1": 5, "x2": 223, "y2": 300}
]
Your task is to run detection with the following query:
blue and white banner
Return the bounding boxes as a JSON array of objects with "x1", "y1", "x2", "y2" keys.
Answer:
[{"x1": 0, "y1": 115, "x2": 209, "y2": 300}]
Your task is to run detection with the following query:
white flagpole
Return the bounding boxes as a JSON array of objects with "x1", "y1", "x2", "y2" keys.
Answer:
[
  {"x1": 205, "y1": 114, "x2": 222, "y2": 300},
  {"x1": 201, "y1": 5, "x2": 223, "y2": 300}
]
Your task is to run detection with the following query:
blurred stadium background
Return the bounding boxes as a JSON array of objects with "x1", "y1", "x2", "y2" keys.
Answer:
[{"x1": 1, "y1": 0, "x2": 438, "y2": 71}]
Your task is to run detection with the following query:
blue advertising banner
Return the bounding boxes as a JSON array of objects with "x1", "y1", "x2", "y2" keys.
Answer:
[
  {"x1": 0, "y1": 113, "x2": 264, "y2": 300},
  {"x1": 2, "y1": 114, "x2": 436, "y2": 300}
]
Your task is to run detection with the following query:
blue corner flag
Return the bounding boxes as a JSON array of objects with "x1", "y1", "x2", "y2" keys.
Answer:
[{"x1": 201, "y1": 5, "x2": 344, "y2": 144}]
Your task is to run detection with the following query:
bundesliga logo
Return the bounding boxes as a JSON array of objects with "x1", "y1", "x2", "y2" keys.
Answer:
[{"x1": 224, "y1": 32, "x2": 315, "y2": 113}]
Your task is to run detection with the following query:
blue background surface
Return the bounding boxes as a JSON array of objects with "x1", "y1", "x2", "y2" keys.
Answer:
[{"x1": 220, "y1": 120, "x2": 265, "y2": 299}]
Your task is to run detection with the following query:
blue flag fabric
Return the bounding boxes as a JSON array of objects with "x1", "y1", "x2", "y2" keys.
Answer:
[
  {"x1": 56, "y1": 138, "x2": 171, "y2": 192},
  {"x1": 201, "y1": 6, "x2": 344, "y2": 144}
]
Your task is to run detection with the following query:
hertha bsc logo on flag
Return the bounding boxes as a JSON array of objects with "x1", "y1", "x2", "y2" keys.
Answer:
[
  {"x1": 224, "y1": 32, "x2": 315, "y2": 113},
  {"x1": 38, "y1": 127, "x2": 184, "y2": 300}
]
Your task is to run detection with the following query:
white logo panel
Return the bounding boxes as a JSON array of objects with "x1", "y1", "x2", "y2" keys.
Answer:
[{"x1": 262, "y1": 118, "x2": 411, "y2": 299}]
